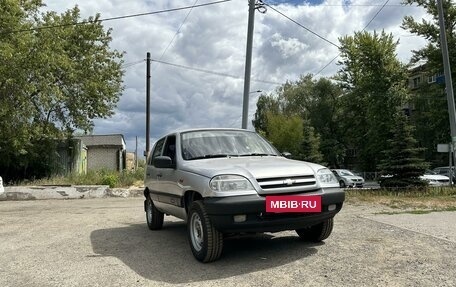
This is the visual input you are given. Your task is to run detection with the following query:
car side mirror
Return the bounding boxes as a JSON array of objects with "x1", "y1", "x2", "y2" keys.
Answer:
[
  {"x1": 282, "y1": 152, "x2": 292, "y2": 158},
  {"x1": 153, "y1": 156, "x2": 175, "y2": 169}
]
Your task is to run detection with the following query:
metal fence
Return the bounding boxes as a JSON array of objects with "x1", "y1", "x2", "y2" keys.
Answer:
[{"x1": 355, "y1": 171, "x2": 380, "y2": 181}]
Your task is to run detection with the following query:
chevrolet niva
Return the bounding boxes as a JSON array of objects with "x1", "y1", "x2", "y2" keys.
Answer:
[{"x1": 144, "y1": 128, "x2": 345, "y2": 262}]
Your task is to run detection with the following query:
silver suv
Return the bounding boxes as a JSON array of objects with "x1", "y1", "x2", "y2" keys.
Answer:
[{"x1": 144, "y1": 128, "x2": 345, "y2": 262}]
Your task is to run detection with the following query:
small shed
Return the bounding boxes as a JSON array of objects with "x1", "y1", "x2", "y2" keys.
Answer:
[{"x1": 75, "y1": 134, "x2": 126, "y2": 171}]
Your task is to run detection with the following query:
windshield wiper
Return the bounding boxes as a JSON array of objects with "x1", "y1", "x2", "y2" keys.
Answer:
[
  {"x1": 240, "y1": 153, "x2": 277, "y2": 157},
  {"x1": 189, "y1": 154, "x2": 237, "y2": 160}
]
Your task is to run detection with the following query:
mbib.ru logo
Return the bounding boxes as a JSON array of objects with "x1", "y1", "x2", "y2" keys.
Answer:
[{"x1": 266, "y1": 195, "x2": 321, "y2": 213}]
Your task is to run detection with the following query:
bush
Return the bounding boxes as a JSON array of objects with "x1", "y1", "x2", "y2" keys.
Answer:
[
  {"x1": 379, "y1": 177, "x2": 428, "y2": 189},
  {"x1": 101, "y1": 174, "x2": 119, "y2": 188},
  {"x1": 21, "y1": 168, "x2": 145, "y2": 188}
]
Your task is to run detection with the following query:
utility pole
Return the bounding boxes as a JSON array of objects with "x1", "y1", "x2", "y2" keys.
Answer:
[
  {"x1": 145, "y1": 52, "x2": 151, "y2": 157},
  {"x1": 241, "y1": 0, "x2": 256, "y2": 129},
  {"x1": 135, "y1": 136, "x2": 138, "y2": 170},
  {"x1": 437, "y1": 0, "x2": 456, "y2": 182}
]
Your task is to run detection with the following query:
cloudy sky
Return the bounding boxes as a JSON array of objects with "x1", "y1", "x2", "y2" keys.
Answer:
[{"x1": 43, "y1": 0, "x2": 428, "y2": 153}]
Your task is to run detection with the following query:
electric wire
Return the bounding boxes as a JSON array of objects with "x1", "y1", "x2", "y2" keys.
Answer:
[
  {"x1": 121, "y1": 59, "x2": 145, "y2": 69},
  {"x1": 151, "y1": 58, "x2": 282, "y2": 85},
  {"x1": 1, "y1": 0, "x2": 232, "y2": 35},
  {"x1": 313, "y1": 0, "x2": 391, "y2": 78},
  {"x1": 153, "y1": 0, "x2": 199, "y2": 72},
  {"x1": 262, "y1": 1, "x2": 340, "y2": 49}
]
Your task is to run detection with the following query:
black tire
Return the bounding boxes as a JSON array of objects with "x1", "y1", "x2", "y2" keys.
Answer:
[
  {"x1": 187, "y1": 201, "x2": 223, "y2": 263},
  {"x1": 296, "y1": 217, "x2": 334, "y2": 242},
  {"x1": 145, "y1": 197, "x2": 164, "y2": 230},
  {"x1": 339, "y1": 180, "x2": 346, "y2": 188}
]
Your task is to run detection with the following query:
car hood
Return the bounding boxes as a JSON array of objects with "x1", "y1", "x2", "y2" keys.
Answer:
[
  {"x1": 420, "y1": 174, "x2": 449, "y2": 180},
  {"x1": 179, "y1": 156, "x2": 320, "y2": 179}
]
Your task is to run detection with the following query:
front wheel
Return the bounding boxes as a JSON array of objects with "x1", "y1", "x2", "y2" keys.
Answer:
[
  {"x1": 339, "y1": 180, "x2": 346, "y2": 188},
  {"x1": 188, "y1": 201, "x2": 223, "y2": 263},
  {"x1": 145, "y1": 198, "x2": 164, "y2": 230},
  {"x1": 296, "y1": 217, "x2": 334, "y2": 242}
]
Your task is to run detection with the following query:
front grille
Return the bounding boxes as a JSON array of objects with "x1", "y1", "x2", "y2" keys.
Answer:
[{"x1": 256, "y1": 175, "x2": 316, "y2": 190}]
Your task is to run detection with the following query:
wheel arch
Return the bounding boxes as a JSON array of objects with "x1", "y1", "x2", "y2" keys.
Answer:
[
  {"x1": 184, "y1": 190, "x2": 203, "y2": 214},
  {"x1": 144, "y1": 187, "x2": 150, "y2": 198}
]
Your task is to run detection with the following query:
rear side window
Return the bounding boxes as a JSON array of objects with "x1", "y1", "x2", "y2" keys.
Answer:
[{"x1": 149, "y1": 138, "x2": 166, "y2": 165}]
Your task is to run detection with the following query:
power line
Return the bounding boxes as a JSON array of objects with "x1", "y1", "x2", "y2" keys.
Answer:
[
  {"x1": 362, "y1": 0, "x2": 391, "y2": 31},
  {"x1": 262, "y1": 1, "x2": 340, "y2": 49},
  {"x1": 313, "y1": 0, "x2": 391, "y2": 78},
  {"x1": 151, "y1": 58, "x2": 282, "y2": 85},
  {"x1": 1, "y1": 0, "x2": 232, "y2": 35},
  {"x1": 153, "y1": 0, "x2": 199, "y2": 72},
  {"x1": 122, "y1": 59, "x2": 145, "y2": 69}
]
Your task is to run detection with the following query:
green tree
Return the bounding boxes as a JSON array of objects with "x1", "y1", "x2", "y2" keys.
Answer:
[
  {"x1": 409, "y1": 82, "x2": 449, "y2": 166},
  {"x1": 336, "y1": 30, "x2": 408, "y2": 171},
  {"x1": 253, "y1": 75, "x2": 344, "y2": 166},
  {"x1": 265, "y1": 112, "x2": 303, "y2": 157},
  {"x1": 252, "y1": 94, "x2": 279, "y2": 136},
  {"x1": 402, "y1": 0, "x2": 456, "y2": 77},
  {"x1": 0, "y1": 0, "x2": 124, "y2": 181},
  {"x1": 305, "y1": 77, "x2": 345, "y2": 167},
  {"x1": 300, "y1": 119, "x2": 324, "y2": 164},
  {"x1": 402, "y1": 0, "x2": 456, "y2": 166},
  {"x1": 378, "y1": 112, "x2": 429, "y2": 188}
]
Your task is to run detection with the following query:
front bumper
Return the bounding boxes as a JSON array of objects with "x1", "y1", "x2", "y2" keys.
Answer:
[{"x1": 203, "y1": 189, "x2": 345, "y2": 233}]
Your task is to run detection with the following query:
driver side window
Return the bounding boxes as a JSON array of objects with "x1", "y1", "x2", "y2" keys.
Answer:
[
  {"x1": 149, "y1": 138, "x2": 165, "y2": 166},
  {"x1": 163, "y1": 135, "x2": 176, "y2": 164}
]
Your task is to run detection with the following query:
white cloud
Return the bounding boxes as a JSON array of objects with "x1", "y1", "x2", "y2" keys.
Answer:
[{"x1": 43, "y1": 0, "x2": 429, "y2": 152}]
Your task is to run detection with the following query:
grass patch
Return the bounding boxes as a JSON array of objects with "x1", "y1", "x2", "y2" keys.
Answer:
[
  {"x1": 20, "y1": 168, "x2": 145, "y2": 188},
  {"x1": 346, "y1": 187, "x2": 456, "y2": 212},
  {"x1": 376, "y1": 206, "x2": 456, "y2": 215}
]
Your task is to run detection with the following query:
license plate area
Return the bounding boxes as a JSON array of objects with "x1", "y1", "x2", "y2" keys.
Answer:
[{"x1": 266, "y1": 195, "x2": 321, "y2": 213}]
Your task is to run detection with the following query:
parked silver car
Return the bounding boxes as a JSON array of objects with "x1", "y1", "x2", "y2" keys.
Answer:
[
  {"x1": 432, "y1": 166, "x2": 456, "y2": 183},
  {"x1": 144, "y1": 128, "x2": 345, "y2": 262},
  {"x1": 331, "y1": 169, "x2": 365, "y2": 188}
]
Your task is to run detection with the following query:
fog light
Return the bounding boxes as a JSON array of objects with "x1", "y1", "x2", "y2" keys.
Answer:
[
  {"x1": 328, "y1": 204, "x2": 336, "y2": 211},
  {"x1": 233, "y1": 215, "x2": 246, "y2": 223}
]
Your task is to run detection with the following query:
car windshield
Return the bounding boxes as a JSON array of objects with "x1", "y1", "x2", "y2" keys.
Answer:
[
  {"x1": 339, "y1": 169, "x2": 355, "y2": 176},
  {"x1": 181, "y1": 130, "x2": 279, "y2": 160}
]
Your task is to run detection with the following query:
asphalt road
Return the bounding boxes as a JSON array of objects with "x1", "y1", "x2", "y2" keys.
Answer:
[{"x1": 0, "y1": 198, "x2": 455, "y2": 287}]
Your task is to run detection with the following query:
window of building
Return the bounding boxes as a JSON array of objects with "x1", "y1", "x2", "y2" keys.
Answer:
[{"x1": 413, "y1": 76, "x2": 421, "y2": 88}]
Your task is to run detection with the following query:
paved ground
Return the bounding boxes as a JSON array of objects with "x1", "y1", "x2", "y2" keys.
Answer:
[{"x1": 0, "y1": 198, "x2": 455, "y2": 287}]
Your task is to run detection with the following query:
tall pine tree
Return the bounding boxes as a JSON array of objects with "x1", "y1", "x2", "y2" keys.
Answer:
[{"x1": 378, "y1": 112, "x2": 429, "y2": 188}]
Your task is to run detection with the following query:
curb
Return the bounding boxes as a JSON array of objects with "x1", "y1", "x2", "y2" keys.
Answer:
[{"x1": 0, "y1": 185, "x2": 144, "y2": 201}]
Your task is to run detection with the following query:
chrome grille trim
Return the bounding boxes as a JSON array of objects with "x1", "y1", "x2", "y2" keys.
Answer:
[{"x1": 256, "y1": 175, "x2": 316, "y2": 190}]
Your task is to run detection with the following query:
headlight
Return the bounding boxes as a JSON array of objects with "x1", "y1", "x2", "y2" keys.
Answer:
[
  {"x1": 210, "y1": 175, "x2": 255, "y2": 192},
  {"x1": 317, "y1": 168, "x2": 339, "y2": 187}
]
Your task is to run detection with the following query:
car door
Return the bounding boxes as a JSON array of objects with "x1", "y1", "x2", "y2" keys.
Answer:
[
  {"x1": 145, "y1": 137, "x2": 166, "y2": 196},
  {"x1": 156, "y1": 135, "x2": 184, "y2": 208}
]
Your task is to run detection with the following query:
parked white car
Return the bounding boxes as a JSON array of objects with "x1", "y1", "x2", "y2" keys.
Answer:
[
  {"x1": 331, "y1": 169, "x2": 365, "y2": 188},
  {"x1": 420, "y1": 171, "x2": 450, "y2": 186}
]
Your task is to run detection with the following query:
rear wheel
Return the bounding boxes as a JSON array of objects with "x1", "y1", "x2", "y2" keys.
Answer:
[
  {"x1": 296, "y1": 218, "x2": 334, "y2": 242},
  {"x1": 145, "y1": 197, "x2": 164, "y2": 230},
  {"x1": 188, "y1": 201, "x2": 223, "y2": 263}
]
